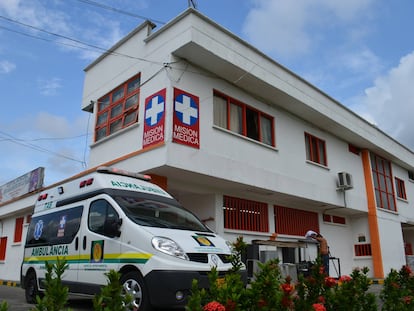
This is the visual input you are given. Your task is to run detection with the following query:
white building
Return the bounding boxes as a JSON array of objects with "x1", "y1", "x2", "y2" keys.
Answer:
[{"x1": 1, "y1": 8, "x2": 414, "y2": 282}]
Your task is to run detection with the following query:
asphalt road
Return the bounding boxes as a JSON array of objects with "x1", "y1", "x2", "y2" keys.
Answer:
[{"x1": 0, "y1": 285, "x2": 93, "y2": 311}]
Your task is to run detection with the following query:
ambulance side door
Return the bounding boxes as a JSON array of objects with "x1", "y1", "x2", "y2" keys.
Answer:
[{"x1": 77, "y1": 197, "x2": 122, "y2": 290}]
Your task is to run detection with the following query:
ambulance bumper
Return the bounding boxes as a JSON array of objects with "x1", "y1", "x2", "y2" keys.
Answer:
[{"x1": 145, "y1": 269, "x2": 247, "y2": 309}]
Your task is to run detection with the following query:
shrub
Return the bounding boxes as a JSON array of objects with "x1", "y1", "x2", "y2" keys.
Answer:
[
  {"x1": 92, "y1": 269, "x2": 133, "y2": 311},
  {"x1": 32, "y1": 257, "x2": 72, "y2": 311},
  {"x1": 186, "y1": 237, "x2": 380, "y2": 311},
  {"x1": 380, "y1": 265, "x2": 414, "y2": 310}
]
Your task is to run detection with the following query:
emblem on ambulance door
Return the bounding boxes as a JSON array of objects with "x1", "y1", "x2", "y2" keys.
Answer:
[{"x1": 91, "y1": 240, "x2": 104, "y2": 263}]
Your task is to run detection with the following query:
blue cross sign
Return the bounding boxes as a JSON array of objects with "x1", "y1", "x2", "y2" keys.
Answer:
[
  {"x1": 175, "y1": 93, "x2": 198, "y2": 126},
  {"x1": 145, "y1": 94, "x2": 165, "y2": 126}
]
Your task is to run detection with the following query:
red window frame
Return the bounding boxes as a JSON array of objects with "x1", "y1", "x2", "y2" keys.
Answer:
[
  {"x1": 305, "y1": 132, "x2": 327, "y2": 166},
  {"x1": 370, "y1": 153, "x2": 396, "y2": 211},
  {"x1": 223, "y1": 196, "x2": 269, "y2": 232},
  {"x1": 395, "y1": 177, "x2": 407, "y2": 200},
  {"x1": 274, "y1": 205, "x2": 319, "y2": 236},
  {"x1": 95, "y1": 74, "x2": 140, "y2": 142},
  {"x1": 0, "y1": 237, "x2": 7, "y2": 260},
  {"x1": 323, "y1": 214, "x2": 346, "y2": 225},
  {"x1": 405, "y1": 243, "x2": 413, "y2": 255},
  {"x1": 14, "y1": 217, "x2": 24, "y2": 243},
  {"x1": 354, "y1": 244, "x2": 372, "y2": 256},
  {"x1": 213, "y1": 91, "x2": 275, "y2": 146}
]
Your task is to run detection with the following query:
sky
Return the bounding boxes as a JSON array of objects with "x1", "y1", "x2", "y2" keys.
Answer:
[{"x1": 1, "y1": 0, "x2": 414, "y2": 186}]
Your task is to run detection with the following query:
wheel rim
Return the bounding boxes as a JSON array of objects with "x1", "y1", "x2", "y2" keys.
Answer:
[{"x1": 123, "y1": 278, "x2": 143, "y2": 309}]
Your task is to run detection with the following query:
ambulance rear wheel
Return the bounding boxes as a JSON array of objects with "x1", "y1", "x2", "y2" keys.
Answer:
[
  {"x1": 25, "y1": 271, "x2": 39, "y2": 304},
  {"x1": 121, "y1": 271, "x2": 150, "y2": 311}
]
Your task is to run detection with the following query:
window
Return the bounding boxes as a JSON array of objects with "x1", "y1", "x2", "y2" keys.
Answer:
[
  {"x1": 26, "y1": 206, "x2": 83, "y2": 246},
  {"x1": 405, "y1": 243, "x2": 413, "y2": 255},
  {"x1": 89, "y1": 200, "x2": 121, "y2": 237},
  {"x1": 213, "y1": 91, "x2": 274, "y2": 146},
  {"x1": 95, "y1": 74, "x2": 140, "y2": 141},
  {"x1": 274, "y1": 205, "x2": 319, "y2": 236},
  {"x1": 370, "y1": 153, "x2": 396, "y2": 211},
  {"x1": 354, "y1": 244, "x2": 372, "y2": 256},
  {"x1": 348, "y1": 144, "x2": 360, "y2": 155},
  {"x1": 409, "y1": 171, "x2": 414, "y2": 181},
  {"x1": 305, "y1": 132, "x2": 327, "y2": 166},
  {"x1": 323, "y1": 214, "x2": 346, "y2": 225},
  {"x1": 0, "y1": 237, "x2": 7, "y2": 260},
  {"x1": 14, "y1": 217, "x2": 24, "y2": 243},
  {"x1": 223, "y1": 196, "x2": 268, "y2": 232},
  {"x1": 395, "y1": 177, "x2": 407, "y2": 200}
]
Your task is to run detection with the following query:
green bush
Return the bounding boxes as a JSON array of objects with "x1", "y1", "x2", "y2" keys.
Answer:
[
  {"x1": 32, "y1": 257, "x2": 72, "y2": 311},
  {"x1": 93, "y1": 270, "x2": 133, "y2": 311},
  {"x1": 186, "y1": 237, "x2": 380, "y2": 311},
  {"x1": 0, "y1": 301, "x2": 8, "y2": 311}
]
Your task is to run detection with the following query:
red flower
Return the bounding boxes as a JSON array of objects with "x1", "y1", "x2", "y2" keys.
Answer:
[
  {"x1": 317, "y1": 295, "x2": 325, "y2": 304},
  {"x1": 281, "y1": 282, "x2": 294, "y2": 294},
  {"x1": 312, "y1": 303, "x2": 327, "y2": 311},
  {"x1": 338, "y1": 275, "x2": 352, "y2": 286},
  {"x1": 403, "y1": 265, "x2": 412, "y2": 275},
  {"x1": 203, "y1": 301, "x2": 225, "y2": 311},
  {"x1": 324, "y1": 276, "x2": 337, "y2": 287},
  {"x1": 403, "y1": 296, "x2": 413, "y2": 304}
]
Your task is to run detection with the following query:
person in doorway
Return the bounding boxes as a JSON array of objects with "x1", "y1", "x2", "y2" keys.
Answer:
[{"x1": 305, "y1": 230, "x2": 330, "y2": 275}]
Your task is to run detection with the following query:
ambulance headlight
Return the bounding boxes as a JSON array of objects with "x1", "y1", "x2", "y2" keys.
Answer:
[{"x1": 152, "y1": 237, "x2": 189, "y2": 260}]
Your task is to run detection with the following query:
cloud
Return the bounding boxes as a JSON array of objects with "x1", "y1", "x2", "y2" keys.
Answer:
[
  {"x1": 37, "y1": 77, "x2": 62, "y2": 96},
  {"x1": 242, "y1": 0, "x2": 375, "y2": 59},
  {"x1": 0, "y1": 111, "x2": 91, "y2": 185},
  {"x1": 0, "y1": 0, "x2": 125, "y2": 61},
  {"x1": 351, "y1": 51, "x2": 414, "y2": 150},
  {"x1": 0, "y1": 60, "x2": 16, "y2": 73}
]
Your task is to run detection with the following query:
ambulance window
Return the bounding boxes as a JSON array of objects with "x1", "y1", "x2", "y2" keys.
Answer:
[
  {"x1": 26, "y1": 206, "x2": 83, "y2": 246},
  {"x1": 114, "y1": 196, "x2": 209, "y2": 232},
  {"x1": 89, "y1": 199, "x2": 120, "y2": 237}
]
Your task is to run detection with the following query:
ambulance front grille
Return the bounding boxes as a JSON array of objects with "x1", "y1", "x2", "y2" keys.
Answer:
[{"x1": 187, "y1": 253, "x2": 232, "y2": 264}]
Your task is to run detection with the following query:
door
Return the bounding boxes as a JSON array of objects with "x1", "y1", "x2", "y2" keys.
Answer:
[{"x1": 77, "y1": 197, "x2": 122, "y2": 292}]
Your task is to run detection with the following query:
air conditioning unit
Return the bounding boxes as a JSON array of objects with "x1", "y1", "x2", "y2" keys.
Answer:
[{"x1": 337, "y1": 172, "x2": 353, "y2": 190}]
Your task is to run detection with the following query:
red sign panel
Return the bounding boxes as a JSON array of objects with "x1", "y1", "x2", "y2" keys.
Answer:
[
  {"x1": 143, "y1": 89, "x2": 166, "y2": 149},
  {"x1": 172, "y1": 88, "x2": 200, "y2": 149}
]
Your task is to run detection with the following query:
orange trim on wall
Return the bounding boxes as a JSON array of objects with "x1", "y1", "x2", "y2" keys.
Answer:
[{"x1": 361, "y1": 150, "x2": 384, "y2": 278}]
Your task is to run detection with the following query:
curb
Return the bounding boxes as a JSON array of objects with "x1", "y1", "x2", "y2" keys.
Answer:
[
  {"x1": 0, "y1": 280, "x2": 19, "y2": 287},
  {"x1": 369, "y1": 279, "x2": 384, "y2": 285}
]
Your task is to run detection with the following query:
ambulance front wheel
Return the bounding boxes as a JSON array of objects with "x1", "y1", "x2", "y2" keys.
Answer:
[
  {"x1": 25, "y1": 271, "x2": 39, "y2": 304},
  {"x1": 121, "y1": 271, "x2": 150, "y2": 311}
]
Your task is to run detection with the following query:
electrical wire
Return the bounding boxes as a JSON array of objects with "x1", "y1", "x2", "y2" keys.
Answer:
[
  {"x1": 0, "y1": 131, "x2": 86, "y2": 165},
  {"x1": 73, "y1": 0, "x2": 166, "y2": 25},
  {"x1": 0, "y1": 15, "x2": 164, "y2": 65}
]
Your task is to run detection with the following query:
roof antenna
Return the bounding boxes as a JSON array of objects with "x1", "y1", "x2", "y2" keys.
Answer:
[{"x1": 188, "y1": 0, "x2": 198, "y2": 9}]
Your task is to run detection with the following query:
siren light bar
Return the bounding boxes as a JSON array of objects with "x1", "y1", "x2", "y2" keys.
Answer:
[{"x1": 96, "y1": 166, "x2": 151, "y2": 181}]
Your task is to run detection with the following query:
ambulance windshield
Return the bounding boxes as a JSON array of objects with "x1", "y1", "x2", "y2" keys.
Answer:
[{"x1": 113, "y1": 195, "x2": 210, "y2": 232}]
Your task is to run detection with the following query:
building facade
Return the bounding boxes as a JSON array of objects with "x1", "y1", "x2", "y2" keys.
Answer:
[{"x1": 1, "y1": 8, "x2": 414, "y2": 282}]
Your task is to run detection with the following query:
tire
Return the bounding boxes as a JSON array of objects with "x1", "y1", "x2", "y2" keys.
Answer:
[
  {"x1": 24, "y1": 271, "x2": 39, "y2": 304},
  {"x1": 120, "y1": 271, "x2": 150, "y2": 311}
]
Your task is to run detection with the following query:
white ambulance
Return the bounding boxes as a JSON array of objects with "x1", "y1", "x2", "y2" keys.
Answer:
[{"x1": 21, "y1": 167, "x2": 238, "y2": 310}]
